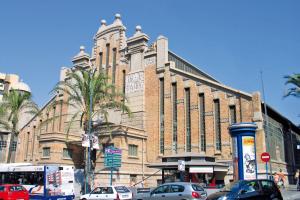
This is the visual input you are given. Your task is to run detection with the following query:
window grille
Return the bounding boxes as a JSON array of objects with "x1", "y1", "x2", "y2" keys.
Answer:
[
  {"x1": 185, "y1": 88, "x2": 191, "y2": 152},
  {"x1": 172, "y1": 83, "x2": 178, "y2": 153},
  {"x1": 229, "y1": 105, "x2": 237, "y2": 124},
  {"x1": 43, "y1": 147, "x2": 50, "y2": 157},
  {"x1": 128, "y1": 144, "x2": 138, "y2": 157},
  {"x1": 214, "y1": 99, "x2": 221, "y2": 151},
  {"x1": 0, "y1": 141, "x2": 7, "y2": 150},
  {"x1": 199, "y1": 93, "x2": 206, "y2": 152},
  {"x1": 159, "y1": 78, "x2": 165, "y2": 154}
]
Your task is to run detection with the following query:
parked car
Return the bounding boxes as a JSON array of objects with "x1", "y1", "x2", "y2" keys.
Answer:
[
  {"x1": 80, "y1": 185, "x2": 133, "y2": 200},
  {"x1": 0, "y1": 184, "x2": 29, "y2": 200},
  {"x1": 136, "y1": 182, "x2": 207, "y2": 200},
  {"x1": 207, "y1": 179, "x2": 283, "y2": 200},
  {"x1": 131, "y1": 188, "x2": 151, "y2": 200}
]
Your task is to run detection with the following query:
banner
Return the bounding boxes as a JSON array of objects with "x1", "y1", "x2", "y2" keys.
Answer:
[
  {"x1": 92, "y1": 135, "x2": 100, "y2": 149},
  {"x1": 82, "y1": 134, "x2": 89, "y2": 147},
  {"x1": 242, "y1": 136, "x2": 256, "y2": 180}
]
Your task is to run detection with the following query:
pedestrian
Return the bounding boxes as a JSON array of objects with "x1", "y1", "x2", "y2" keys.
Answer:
[
  {"x1": 295, "y1": 169, "x2": 300, "y2": 191},
  {"x1": 278, "y1": 169, "x2": 285, "y2": 189}
]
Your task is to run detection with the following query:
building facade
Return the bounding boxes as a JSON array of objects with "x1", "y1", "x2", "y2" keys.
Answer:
[
  {"x1": 16, "y1": 14, "x2": 300, "y2": 193},
  {"x1": 0, "y1": 73, "x2": 31, "y2": 162}
]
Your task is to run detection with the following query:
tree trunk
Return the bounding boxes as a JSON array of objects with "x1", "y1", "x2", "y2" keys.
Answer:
[{"x1": 6, "y1": 132, "x2": 16, "y2": 163}]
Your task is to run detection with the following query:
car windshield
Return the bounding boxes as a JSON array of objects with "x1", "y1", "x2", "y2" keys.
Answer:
[
  {"x1": 115, "y1": 186, "x2": 130, "y2": 193},
  {"x1": 221, "y1": 181, "x2": 246, "y2": 192},
  {"x1": 192, "y1": 184, "x2": 204, "y2": 191}
]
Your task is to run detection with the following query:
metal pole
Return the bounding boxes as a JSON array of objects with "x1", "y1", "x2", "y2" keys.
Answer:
[
  {"x1": 110, "y1": 155, "x2": 114, "y2": 185},
  {"x1": 260, "y1": 71, "x2": 273, "y2": 179},
  {"x1": 266, "y1": 162, "x2": 268, "y2": 179},
  {"x1": 86, "y1": 69, "x2": 94, "y2": 193}
]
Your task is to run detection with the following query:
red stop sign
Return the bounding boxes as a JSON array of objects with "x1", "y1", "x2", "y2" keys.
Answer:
[{"x1": 261, "y1": 152, "x2": 270, "y2": 162}]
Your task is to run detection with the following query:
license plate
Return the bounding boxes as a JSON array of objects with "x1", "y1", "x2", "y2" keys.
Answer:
[{"x1": 122, "y1": 195, "x2": 129, "y2": 198}]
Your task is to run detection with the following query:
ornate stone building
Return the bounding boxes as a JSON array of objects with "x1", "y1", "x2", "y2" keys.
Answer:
[
  {"x1": 0, "y1": 73, "x2": 31, "y2": 162},
  {"x1": 16, "y1": 14, "x2": 300, "y2": 194}
]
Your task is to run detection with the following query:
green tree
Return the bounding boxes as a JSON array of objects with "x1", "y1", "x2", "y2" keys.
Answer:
[
  {"x1": 0, "y1": 90, "x2": 39, "y2": 163},
  {"x1": 284, "y1": 73, "x2": 300, "y2": 98},
  {"x1": 52, "y1": 68, "x2": 131, "y2": 192},
  {"x1": 52, "y1": 68, "x2": 131, "y2": 136}
]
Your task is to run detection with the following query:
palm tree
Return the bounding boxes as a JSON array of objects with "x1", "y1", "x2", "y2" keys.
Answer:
[
  {"x1": 0, "y1": 90, "x2": 39, "y2": 163},
  {"x1": 284, "y1": 73, "x2": 300, "y2": 98},
  {"x1": 52, "y1": 67, "x2": 131, "y2": 192},
  {"x1": 52, "y1": 67, "x2": 131, "y2": 137}
]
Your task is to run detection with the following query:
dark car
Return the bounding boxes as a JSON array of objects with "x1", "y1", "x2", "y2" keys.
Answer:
[{"x1": 207, "y1": 179, "x2": 283, "y2": 200}]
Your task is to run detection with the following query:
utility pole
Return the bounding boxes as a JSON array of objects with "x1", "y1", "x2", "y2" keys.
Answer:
[{"x1": 260, "y1": 71, "x2": 273, "y2": 179}]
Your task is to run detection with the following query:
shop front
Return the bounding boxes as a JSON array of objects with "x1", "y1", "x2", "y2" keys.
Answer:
[{"x1": 148, "y1": 153, "x2": 229, "y2": 188}]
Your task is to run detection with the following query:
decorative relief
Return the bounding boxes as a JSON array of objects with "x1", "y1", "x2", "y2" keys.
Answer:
[
  {"x1": 176, "y1": 99, "x2": 184, "y2": 104},
  {"x1": 144, "y1": 56, "x2": 156, "y2": 66},
  {"x1": 125, "y1": 72, "x2": 144, "y2": 94},
  {"x1": 164, "y1": 93, "x2": 171, "y2": 98},
  {"x1": 190, "y1": 105, "x2": 198, "y2": 110}
]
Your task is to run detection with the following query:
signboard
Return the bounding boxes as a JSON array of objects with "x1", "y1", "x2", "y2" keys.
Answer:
[
  {"x1": 242, "y1": 136, "x2": 256, "y2": 180},
  {"x1": 261, "y1": 152, "x2": 270, "y2": 163},
  {"x1": 189, "y1": 166, "x2": 213, "y2": 173},
  {"x1": 178, "y1": 160, "x2": 185, "y2": 171},
  {"x1": 104, "y1": 147, "x2": 122, "y2": 168},
  {"x1": 92, "y1": 135, "x2": 99, "y2": 149}
]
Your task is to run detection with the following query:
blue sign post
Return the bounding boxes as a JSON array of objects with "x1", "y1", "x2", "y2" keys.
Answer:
[
  {"x1": 229, "y1": 123, "x2": 258, "y2": 181},
  {"x1": 104, "y1": 147, "x2": 122, "y2": 185}
]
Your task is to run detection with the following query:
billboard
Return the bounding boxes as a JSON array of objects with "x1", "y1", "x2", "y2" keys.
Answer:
[{"x1": 242, "y1": 136, "x2": 256, "y2": 180}]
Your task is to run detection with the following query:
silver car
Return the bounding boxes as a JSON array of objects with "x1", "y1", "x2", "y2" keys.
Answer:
[{"x1": 137, "y1": 182, "x2": 207, "y2": 200}]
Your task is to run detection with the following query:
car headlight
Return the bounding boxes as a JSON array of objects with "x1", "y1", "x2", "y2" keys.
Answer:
[{"x1": 217, "y1": 196, "x2": 227, "y2": 200}]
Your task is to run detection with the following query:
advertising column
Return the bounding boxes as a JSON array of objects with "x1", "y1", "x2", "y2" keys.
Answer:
[{"x1": 229, "y1": 123, "x2": 257, "y2": 181}]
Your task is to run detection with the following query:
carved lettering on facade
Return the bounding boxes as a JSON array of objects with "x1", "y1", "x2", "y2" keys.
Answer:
[
  {"x1": 205, "y1": 111, "x2": 214, "y2": 116},
  {"x1": 125, "y1": 72, "x2": 144, "y2": 94},
  {"x1": 190, "y1": 105, "x2": 198, "y2": 110},
  {"x1": 144, "y1": 56, "x2": 156, "y2": 66},
  {"x1": 220, "y1": 118, "x2": 229, "y2": 123},
  {"x1": 164, "y1": 93, "x2": 171, "y2": 98},
  {"x1": 176, "y1": 99, "x2": 184, "y2": 104}
]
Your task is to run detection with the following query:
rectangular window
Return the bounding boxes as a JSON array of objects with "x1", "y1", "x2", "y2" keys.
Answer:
[
  {"x1": 59, "y1": 100, "x2": 63, "y2": 131},
  {"x1": 112, "y1": 48, "x2": 117, "y2": 88},
  {"x1": 43, "y1": 147, "x2": 50, "y2": 157},
  {"x1": 185, "y1": 88, "x2": 191, "y2": 152},
  {"x1": 214, "y1": 99, "x2": 221, "y2": 151},
  {"x1": 99, "y1": 52, "x2": 103, "y2": 70},
  {"x1": 229, "y1": 105, "x2": 237, "y2": 124},
  {"x1": 128, "y1": 144, "x2": 138, "y2": 157},
  {"x1": 106, "y1": 44, "x2": 110, "y2": 76},
  {"x1": 63, "y1": 148, "x2": 72, "y2": 159},
  {"x1": 11, "y1": 141, "x2": 17, "y2": 152},
  {"x1": 199, "y1": 93, "x2": 206, "y2": 152},
  {"x1": 159, "y1": 78, "x2": 164, "y2": 154},
  {"x1": 0, "y1": 141, "x2": 7, "y2": 151},
  {"x1": 52, "y1": 106, "x2": 56, "y2": 132},
  {"x1": 172, "y1": 83, "x2": 177, "y2": 153},
  {"x1": 46, "y1": 113, "x2": 49, "y2": 132}
]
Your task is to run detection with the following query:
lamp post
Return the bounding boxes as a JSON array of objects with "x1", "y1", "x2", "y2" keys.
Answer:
[{"x1": 86, "y1": 67, "x2": 96, "y2": 194}]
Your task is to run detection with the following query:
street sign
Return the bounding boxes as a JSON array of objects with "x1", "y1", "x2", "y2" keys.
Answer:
[
  {"x1": 104, "y1": 147, "x2": 122, "y2": 168},
  {"x1": 261, "y1": 152, "x2": 270, "y2": 163},
  {"x1": 178, "y1": 160, "x2": 185, "y2": 171}
]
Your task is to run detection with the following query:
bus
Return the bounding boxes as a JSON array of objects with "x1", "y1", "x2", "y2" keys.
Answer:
[{"x1": 0, "y1": 163, "x2": 75, "y2": 200}]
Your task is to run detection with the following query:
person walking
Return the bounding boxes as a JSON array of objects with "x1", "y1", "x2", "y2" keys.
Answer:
[
  {"x1": 295, "y1": 169, "x2": 300, "y2": 191},
  {"x1": 278, "y1": 169, "x2": 286, "y2": 189}
]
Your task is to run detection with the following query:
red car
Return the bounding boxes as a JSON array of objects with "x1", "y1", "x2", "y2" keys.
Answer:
[{"x1": 0, "y1": 184, "x2": 29, "y2": 200}]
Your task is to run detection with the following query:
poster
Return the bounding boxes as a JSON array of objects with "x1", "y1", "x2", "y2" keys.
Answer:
[
  {"x1": 92, "y1": 135, "x2": 99, "y2": 149},
  {"x1": 242, "y1": 136, "x2": 256, "y2": 180},
  {"x1": 82, "y1": 134, "x2": 89, "y2": 147}
]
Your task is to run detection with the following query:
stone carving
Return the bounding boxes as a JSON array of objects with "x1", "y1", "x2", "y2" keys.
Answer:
[
  {"x1": 220, "y1": 118, "x2": 229, "y2": 123},
  {"x1": 125, "y1": 72, "x2": 144, "y2": 94},
  {"x1": 144, "y1": 56, "x2": 156, "y2": 66},
  {"x1": 190, "y1": 105, "x2": 198, "y2": 110}
]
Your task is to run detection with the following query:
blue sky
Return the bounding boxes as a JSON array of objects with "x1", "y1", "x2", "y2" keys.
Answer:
[{"x1": 0, "y1": 0, "x2": 299, "y2": 124}]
